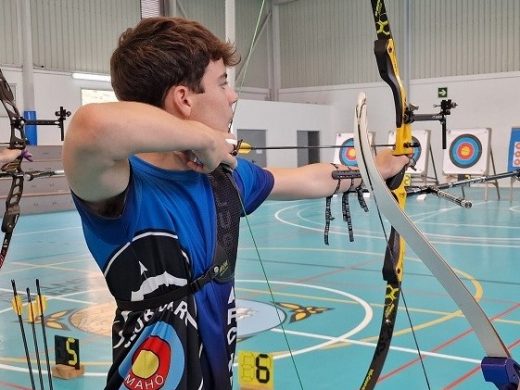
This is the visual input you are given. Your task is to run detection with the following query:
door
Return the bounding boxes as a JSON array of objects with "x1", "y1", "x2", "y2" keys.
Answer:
[
  {"x1": 236, "y1": 129, "x2": 267, "y2": 167},
  {"x1": 297, "y1": 130, "x2": 320, "y2": 166}
]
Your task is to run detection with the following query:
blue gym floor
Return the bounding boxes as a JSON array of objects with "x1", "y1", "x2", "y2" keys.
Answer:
[{"x1": 0, "y1": 187, "x2": 518, "y2": 389}]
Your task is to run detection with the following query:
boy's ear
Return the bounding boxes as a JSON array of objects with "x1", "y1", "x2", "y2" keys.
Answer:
[{"x1": 163, "y1": 85, "x2": 192, "y2": 117}]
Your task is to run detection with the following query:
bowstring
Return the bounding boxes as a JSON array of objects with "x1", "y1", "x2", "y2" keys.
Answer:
[
  {"x1": 229, "y1": 0, "x2": 267, "y2": 131},
  {"x1": 236, "y1": 194, "x2": 305, "y2": 389},
  {"x1": 231, "y1": 1, "x2": 305, "y2": 388}
]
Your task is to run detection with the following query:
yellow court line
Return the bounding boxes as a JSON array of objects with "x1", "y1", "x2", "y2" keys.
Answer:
[
  {"x1": 238, "y1": 264, "x2": 519, "y2": 342},
  {"x1": 236, "y1": 286, "x2": 519, "y2": 326}
]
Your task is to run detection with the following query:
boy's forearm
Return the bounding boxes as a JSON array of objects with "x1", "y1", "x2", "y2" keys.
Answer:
[{"x1": 66, "y1": 102, "x2": 215, "y2": 160}]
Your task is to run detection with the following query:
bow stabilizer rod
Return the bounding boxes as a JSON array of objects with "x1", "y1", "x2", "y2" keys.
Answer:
[{"x1": 407, "y1": 169, "x2": 520, "y2": 208}]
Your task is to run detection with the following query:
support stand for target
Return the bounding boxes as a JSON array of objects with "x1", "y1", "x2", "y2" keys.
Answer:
[
  {"x1": 486, "y1": 149, "x2": 500, "y2": 200},
  {"x1": 411, "y1": 144, "x2": 440, "y2": 186},
  {"x1": 455, "y1": 148, "x2": 499, "y2": 201},
  {"x1": 510, "y1": 176, "x2": 520, "y2": 202},
  {"x1": 461, "y1": 148, "x2": 500, "y2": 201}
]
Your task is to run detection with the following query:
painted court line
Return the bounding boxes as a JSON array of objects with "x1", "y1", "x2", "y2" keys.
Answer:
[
  {"x1": 270, "y1": 328, "x2": 481, "y2": 365},
  {"x1": 378, "y1": 302, "x2": 520, "y2": 384}
]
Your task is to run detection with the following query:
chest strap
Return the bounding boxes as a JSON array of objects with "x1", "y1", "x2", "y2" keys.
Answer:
[
  {"x1": 207, "y1": 166, "x2": 242, "y2": 283},
  {"x1": 115, "y1": 166, "x2": 241, "y2": 312}
]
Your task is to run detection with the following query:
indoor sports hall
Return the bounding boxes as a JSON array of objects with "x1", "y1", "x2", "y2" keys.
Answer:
[{"x1": 0, "y1": 1, "x2": 519, "y2": 389}]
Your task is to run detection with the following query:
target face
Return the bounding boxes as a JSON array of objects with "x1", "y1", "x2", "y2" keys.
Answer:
[
  {"x1": 387, "y1": 130, "x2": 430, "y2": 175},
  {"x1": 514, "y1": 141, "x2": 520, "y2": 168},
  {"x1": 410, "y1": 135, "x2": 422, "y2": 165},
  {"x1": 338, "y1": 138, "x2": 358, "y2": 167},
  {"x1": 449, "y1": 134, "x2": 483, "y2": 169},
  {"x1": 508, "y1": 128, "x2": 520, "y2": 171},
  {"x1": 334, "y1": 132, "x2": 374, "y2": 167}
]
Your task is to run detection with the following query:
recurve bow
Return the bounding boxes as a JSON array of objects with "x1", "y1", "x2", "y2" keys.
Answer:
[{"x1": 353, "y1": 1, "x2": 520, "y2": 388}]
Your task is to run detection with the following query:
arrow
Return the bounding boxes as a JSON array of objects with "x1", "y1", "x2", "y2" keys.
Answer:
[{"x1": 227, "y1": 139, "x2": 384, "y2": 155}]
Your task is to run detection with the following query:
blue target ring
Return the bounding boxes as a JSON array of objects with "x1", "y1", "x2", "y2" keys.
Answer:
[
  {"x1": 514, "y1": 142, "x2": 520, "y2": 168},
  {"x1": 449, "y1": 134, "x2": 482, "y2": 169},
  {"x1": 339, "y1": 138, "x2": 358, "y2": 167},
  {"x1": 410, "y1": 136, "x2": 421, "y2": 164}
]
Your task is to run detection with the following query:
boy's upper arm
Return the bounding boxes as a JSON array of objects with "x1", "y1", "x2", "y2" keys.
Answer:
[
  {"x1": 62, "y1": 105, "x2": 130, "y2": 203},
  {"x1": 234, "y1": 159, "x2": 274, "y2": 213}
]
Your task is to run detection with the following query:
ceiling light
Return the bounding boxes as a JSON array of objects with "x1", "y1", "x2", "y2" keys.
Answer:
[{"x1": 72, "y1": 72, "x2": 111, "y2": 82}]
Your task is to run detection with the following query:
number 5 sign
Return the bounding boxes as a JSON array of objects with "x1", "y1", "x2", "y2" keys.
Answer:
[
  {"x1": 55, "y1": 335, "x2": 80, "y2": 369},
  {"x1": 238, "y1": 350, "x2": 274, "y2": 389}
]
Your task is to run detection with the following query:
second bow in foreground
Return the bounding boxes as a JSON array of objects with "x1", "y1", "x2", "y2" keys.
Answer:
[{"x1": 354, "y1": 91, "x2": 520, "y2": 389}]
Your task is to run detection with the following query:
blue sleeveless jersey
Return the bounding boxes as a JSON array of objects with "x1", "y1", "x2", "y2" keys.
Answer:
[{"x1": 73, "y1": 156, "x2": 274, "y2": 389}]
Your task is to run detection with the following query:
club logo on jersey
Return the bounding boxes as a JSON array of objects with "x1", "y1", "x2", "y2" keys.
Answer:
[
  {"x1": 119, "y1": 321, "x2": 185, "y2": 389},
  {"x1": 125, "y1": 336, "x2": 170, "y2": 388},
  {"x1": 104, "y1": 231, "x2": 191, "y2": 302}
]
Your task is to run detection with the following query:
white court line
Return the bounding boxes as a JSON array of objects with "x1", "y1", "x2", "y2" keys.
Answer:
[
  {"x1": 236, "y1": 280, "x2": 373, "y2": 363},
  {"x1": 270, "y1": 328, "x2": 481, "y2": 365},
  {"x1": 418, "y1": 221, "x2": 520, "y2": 230},
  {"x1": 0, "y1": 287, "x2": 110, "y2": 313},
  {"x1": 10, "y1": 226, "x2": 82, "y2": 237},
  {"x1": 272, "y1": 202, "x2": 520, "y2": 249}
]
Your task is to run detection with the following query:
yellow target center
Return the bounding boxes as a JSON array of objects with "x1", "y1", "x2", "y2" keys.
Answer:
[{"x1": 132, "y1": 350, "x2": 160, "y2": 377}]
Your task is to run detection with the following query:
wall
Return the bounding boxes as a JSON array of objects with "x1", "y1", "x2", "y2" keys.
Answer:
[
  {"x1": 2, "y1": 66, "x2": 518, "y2": 182},
  {"x1": 0, "y1": 67, "x2": 334, "y2": 168},
  {"x1": 279, "y1": 71, "x2": 520, "y2": 179},
  {"x1": 0, "y1": 66, "x2": 101, "y2": 144},
  {"x1": 233, "y1": 99, "x2": 335, "y2": 167}
]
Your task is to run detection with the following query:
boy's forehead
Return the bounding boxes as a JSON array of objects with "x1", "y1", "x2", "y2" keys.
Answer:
[{"x1": 204, "y1": 59, "x2": 226, "y2": 78}]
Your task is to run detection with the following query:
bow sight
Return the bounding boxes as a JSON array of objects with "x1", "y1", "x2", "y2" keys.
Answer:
[
  {"x1": 22, "y1": 106, "x2": 70, "y2": 142},
  {"x1": 407, "y1": 98, "x2": 458, "y2": 149}
]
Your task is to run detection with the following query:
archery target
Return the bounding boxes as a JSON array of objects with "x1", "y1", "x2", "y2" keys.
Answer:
[
  {"x1": 387, "y1": 129, "x2": 431, "y2": 175},
  {"x1": 333, "y1": 132, "x2": 374, "y2": 167},
  {"x1": 449, "y1": 135, "x2": 482, "y2": 168},
  {"x1": 443, "y1": 128, "x2": 490, "y2": 175},
  {"x1": 507, "y1": 128, "x2": 520, "y2": 171}
]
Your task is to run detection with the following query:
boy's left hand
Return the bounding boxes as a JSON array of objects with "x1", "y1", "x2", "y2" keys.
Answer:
[{"x1": 374, "y1": 149, "x2": 412, "y2": 180}]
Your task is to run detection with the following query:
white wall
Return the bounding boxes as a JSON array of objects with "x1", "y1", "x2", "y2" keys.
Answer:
[
  {"x1": 0, "y1": 66, "x2": 112, "y2": 145},
  {"x1": 0, "y1": 67, "x2": 335, "y2": 168},
  {"x1": 3, "y1": 66, "x2": 518, "y2": 182},
  {"x1": 279, "y1": 71, "x2": 520, "y2": 179},
  {"x1": 233, "y1": 99, "x2": 335, "y2": 167}
]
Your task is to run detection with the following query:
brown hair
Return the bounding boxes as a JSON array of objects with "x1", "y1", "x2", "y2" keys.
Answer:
[{"x1": 110, "y1": 17, "x2": 240, "y2": 107}]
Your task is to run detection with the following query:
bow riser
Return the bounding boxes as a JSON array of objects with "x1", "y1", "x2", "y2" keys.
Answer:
[
  {"x1": 0, "y1": 69, "x2": 27, "y2": 269},
  {"x1": 0, "y1": 67, "x2": 69, "y2": 270},
  {"x1": 374, "y1": 40, "x2": 407, "y2": 133},
  {"x1": 358, "y1": 2, "x2": 414, "y2": 389},
  {"x1": 0, "y1": 76, "x2": 26, "y2": 141}
]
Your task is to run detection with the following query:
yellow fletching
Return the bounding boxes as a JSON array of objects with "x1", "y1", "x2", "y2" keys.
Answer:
[
  {"x1": 11, "y1": 296, "x2": 24, "y2": 315},
  {"x1": 25, "y1": 295, "x2": 47, "y2": 322},
  {"x1": 28, "y1": 301, "x2": 38, "y2": 323},
  {"x1": 238, "y1": 142, "x2": 252, "y2": 154},
  {"x1": 37, "y1": 295, "x2": 47, "y2": 311}
]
